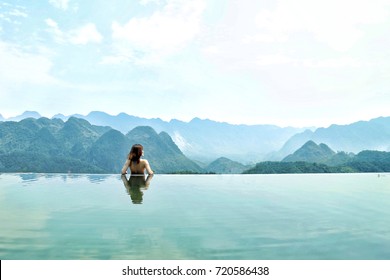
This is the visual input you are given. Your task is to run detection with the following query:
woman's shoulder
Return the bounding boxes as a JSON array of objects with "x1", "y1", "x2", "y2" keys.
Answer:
[{"x1": 140, "y1": 159, "x2": 150, "y2": 164}]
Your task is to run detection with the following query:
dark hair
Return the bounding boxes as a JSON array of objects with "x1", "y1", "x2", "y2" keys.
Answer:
[{"x1": 128, "y1": 144, "x2": 143, "y2": 164}]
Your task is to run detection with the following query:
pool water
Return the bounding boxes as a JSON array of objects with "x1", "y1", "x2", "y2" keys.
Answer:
[{"x1": 0, "y1": 173, "x2": 389, "y2": 260}]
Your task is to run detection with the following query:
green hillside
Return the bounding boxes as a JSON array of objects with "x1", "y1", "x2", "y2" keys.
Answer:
[
  {"x1": 282, "y1": 140, "x2": 335, "y2": 163},
  {"x1": 206, "y1": 157, "x2": 248, "y2": 174},
  {"x1": 245, "y1": 141, "x2": 390, "y2": 174},
  {"x1": 0, "y1": 118, "x2": 203, "y2": 174}
]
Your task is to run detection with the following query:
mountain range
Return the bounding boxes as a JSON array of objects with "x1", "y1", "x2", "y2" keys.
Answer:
[
  {"x1": 245, "y1": 140, "x2": 390, "y2": 174},
  {"x1": 0, "y1": 117, "x2": 203, "y2": 174},
  {"x1": 274, "y1": 117, "x2": 390, "y2": 159},
  {"x1": 2, "y1": 111, "x2": 390, "y2": 165},
  {"x1": 1, "y1": 111, "x2": 306, "y2": 163},
  {"x1": 1, "y1": 115, "x2": 390, "y2": 174},
  {"x1": 282, "y1": 140, "x2": 390, "y2": 169}
]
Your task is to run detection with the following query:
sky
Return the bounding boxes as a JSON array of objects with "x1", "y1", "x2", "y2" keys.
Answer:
[{"x1": 1, "y1": 0, "x2": 390, "y2": 127}]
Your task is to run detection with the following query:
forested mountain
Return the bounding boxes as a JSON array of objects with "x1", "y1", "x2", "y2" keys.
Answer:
[
  {"x1": 125, "y1": 126, "x2": 203, "y2": 173},
  {"x1": 0, "y1": 117, "x2": 203, "y2": 174},
  {"x1": 349, "y1": 150, "x2": 390, "y2": 172},
  {"x1": 205, "y1": 157, "x2": 249, "y2": 174},
  {"x1": 0, "y1": 117, "x2": 110, "y2": 173},
  {"x1": 282, "y1": 140, "x2": 390, "y2": 168},
  {"x1": 3, "y1": 112, "x2": 390, "y2": 169},
  {"x1": 244, "y1": 141, "x2": 390, "y2": 174},
  {"x1": 282, "y1": 141, "x2": 336, "y2": 164},
  {"x1": 243, "y1": 161, "x2": 337, "y2": 174},
  {"x1": 48, "y1": 111, "x2": 306, "y2": 163}
]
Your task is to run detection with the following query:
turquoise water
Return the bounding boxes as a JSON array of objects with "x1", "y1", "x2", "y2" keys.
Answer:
[{"x1": 0, "y1": 173, "x2": 389, "y2": 260}]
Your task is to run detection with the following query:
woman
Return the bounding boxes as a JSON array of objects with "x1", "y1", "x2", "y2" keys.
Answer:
[{"x1": 121, "y1": 144, "x2": 154, "y2": 175}]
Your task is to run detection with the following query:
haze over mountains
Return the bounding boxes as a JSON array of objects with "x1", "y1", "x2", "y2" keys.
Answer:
[
  {"x1": 56, "y1": 111, "x2": 306, "y2": 163},
  {"x1": 0, "y1": 114, "x2": 254, "y2": 174},
  {"x1": 245, "y1": 141, "x2": 390, "y2": 174},
  {"x1": 282, "y1": 140, "x2": 390, "y2": 169},
  {"x1": 282, "y1": 140, "x2": 338, "y2": 164},
  {"x1": 2, "y1": 111, "x2": 390, "y2": 166},
  {"x1": 2, "y1": 111, "x2": 307, "y2": 163},
  {"x1": 275, "y1": 117, "x2": 390, "y2": 158}
]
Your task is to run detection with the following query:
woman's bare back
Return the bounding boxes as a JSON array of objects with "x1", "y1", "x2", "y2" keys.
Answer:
[{"x1": 122, "y1": 159, "x2": 154, "y2": 175}]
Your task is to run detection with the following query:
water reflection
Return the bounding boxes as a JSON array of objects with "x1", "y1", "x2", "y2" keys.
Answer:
[
  {"x1": 15, "y1": 173, "x2": 115, "y2": 184},
  {"x1": 18, "y1": 173, "x2": 42, "y2": 183},
  {"x1": 87, "y1": 174, "x2": 111, "y2": 184},
  {"x1": 121, "y1": 174, "x2": 153, "y2": 204},
  {"x1": 59, "y1": 174, "x2": 84, "y2": 182}
]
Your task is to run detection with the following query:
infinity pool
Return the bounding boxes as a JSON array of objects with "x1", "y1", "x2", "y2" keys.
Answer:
[{"x1": 0, "y1": 173, "x2": 389, "y2": 259}]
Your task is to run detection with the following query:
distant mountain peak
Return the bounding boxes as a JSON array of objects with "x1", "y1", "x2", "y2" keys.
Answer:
[
  {"x1": 126, "y1": 126, "x2": 159, "y2": 139},
  {"x1": 23, "y1": 110, "x2": 40, "y2": 114},
  {"x1": 52, "y1": 113, "x2": 67, "y2": 120},
  {"x1": 301, "y1": 140, "x2": 317, "y2": 148},
  {"x1": 6, "y1": 111, "x2": 42, "y2": 121},
  {"x1": 117, "y1": 112, "x2": 130, "y2": 117},
  {"x1": 283, "y1": 141, "x2": 335, "y2": 163},
  {"x1": 190, "y1": 117, "x2": 217, "y2": 124},
  {"x1": 20, "y1": 111, "x2": 42, "y2": 119},
  {"x1": 213, "y1": 157, "x2": 237, "y2": 163},
  {"x1": 66, "y1": 116, "x2": 91, "y2": 125},
  {"x1": 206, "y1": 156, "x2": 248, "y2": 174},
  {"x1": 318, "y1": 143, "x2": 334, "y2": 153},
  {"x1": 128, "y1": 125, "x2": 157, "y2": 134}
]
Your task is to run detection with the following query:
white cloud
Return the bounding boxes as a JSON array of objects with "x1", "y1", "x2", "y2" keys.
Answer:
[
  {"x1": 139, "y1": 0, "x2": 161, "y2": 6},
  {"x1": 49, "y1": 0, "x2": 70, "y2": 11},
  {"x1": 45, "y1": 18, "x2": 65, "y2": 43},
  {"x1": 303, "y1": 57, "x2": 361, "y2": 68},
  {"x1": 45, "y1": 18, "x2": 58, "y2": 28},
  {"x1": 255, "y1": 54, "x2": 297, "y2": 66},
  {"x1": 254, "y1": 54, "x2": 361, "y2": 68},
  {"x1": 0, "y1": 40, "x2": 63, "y2": 117},
  {"x1": 0, "y1": 41, "x2": 58, "y2": 85},
  {"x1": 110, "y1": 0, "x2": 206, "y2": 64},
  {"x1": 45, "y1": 19, "x2": 103, "y2": 45},
  {"x1": 243, "y1": 33, "x2": 288, "y2": 44},
  {"x1": 0, "y1": 4, "x2": 28, "y2": 24},
  {"x1": 201, "y1": 45, "x2": 220, "y2": 55},
  {"x1": 199, "y1": 0, "x2": 390, "y2": 71},
  {"x1": 68, "y1": 23, "x2": 103, "y2": 45},
  {"x1": 100, "y1": 43, "x2": 136, "y2": 65},
  {"x1": 100, "y1": 55, "x2": 130, "y2": 65},
  {"x1": 254, "y1": 0, "x2": 390, "y2": 51},
  {"x1": 45, "y1": 18, "x2": 59, "y2": 30},
  {"x1": 2, "y1": 0, "x2": 390, "y2": 127},
  {"x1": 8, "y1": 9, "x2": 28, "y2": 18}
]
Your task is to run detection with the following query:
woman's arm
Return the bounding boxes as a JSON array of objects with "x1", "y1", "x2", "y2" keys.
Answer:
[
  {"x1": 121, "y1": 159, "x2": 130, "y2": 175},
  {"x1": 144, "y1": 160, "x2": 154, "y2": 175}
]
